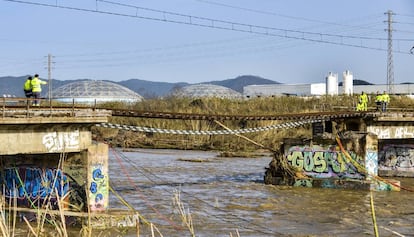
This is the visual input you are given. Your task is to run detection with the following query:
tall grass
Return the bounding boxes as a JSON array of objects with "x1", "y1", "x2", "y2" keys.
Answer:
[
  {"x1": 96, "y1": 95, "x2": 343, "y2": 150},
  {"x1": 96, "y1": 95, "x2": 413, "y2": 151}
]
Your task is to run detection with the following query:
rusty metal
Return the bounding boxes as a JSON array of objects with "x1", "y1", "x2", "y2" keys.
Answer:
[{"x1": 0, "y1": 97, "x2": 410, "y2": 122}]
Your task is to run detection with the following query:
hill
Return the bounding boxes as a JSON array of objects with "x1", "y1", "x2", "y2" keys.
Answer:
[
  {"x1": 0, "y1": 75, "x2": 279, "y2": 99},
  {"x1": 338, "y1": 79, "x2": 372, "y2": 86},
  {"x1": 208, "y1": 75, "x2": 279, "y2": 93},
  {"x1": 118, "y1": 79, "x2": 189, "y2": 98}
]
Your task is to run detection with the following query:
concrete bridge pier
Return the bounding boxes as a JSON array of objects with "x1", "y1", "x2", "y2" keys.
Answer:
[
  {"x1": 265, "y1": 112, "x2": 414, "y2": 191},
  {"x1": 0, "y1": 113, "x2": 117, "y2": 225}
]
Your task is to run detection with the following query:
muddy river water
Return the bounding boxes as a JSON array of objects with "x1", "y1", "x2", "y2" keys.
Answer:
[{"x1": 107, "y1": 148, "x2": 414, "y2": 237}]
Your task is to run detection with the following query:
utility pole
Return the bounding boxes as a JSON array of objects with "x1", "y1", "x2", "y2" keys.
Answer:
[
  {"x1": 47, "y1": 54, "x2": 53, "y2": 104},
  {"x1": 386, "y1": 10, "x2": 394, "y2": 94}
]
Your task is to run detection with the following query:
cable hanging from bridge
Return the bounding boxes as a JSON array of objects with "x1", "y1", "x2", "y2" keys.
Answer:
[{"x1": 97, "y1": 118, "x2": 323, "y2": 135}]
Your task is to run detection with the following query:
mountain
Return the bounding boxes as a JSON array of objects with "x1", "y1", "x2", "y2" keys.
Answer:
[
  {"x1": 207, "y1": 75, "x2": 279, "y2": 93},
  {"x1": 0, "y1": 75, "x2": 279, "y2": 99},
  {"x1": 0, "y1": 76, "x2": 28, "y2": 97},
  {"x1": 118, "y1": 79, "x2": 189, "y2": 98},
  {"x1": 338, "y1": 79, "x2": 372, "y2": 86}
]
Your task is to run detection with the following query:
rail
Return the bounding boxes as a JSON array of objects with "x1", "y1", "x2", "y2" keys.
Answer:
[
  {"x1": 2, "y1": 97, "x2": 411, "y2": 122},
  {"x1": 0, "y1": 97, "x2": 108, "y2": 118}
]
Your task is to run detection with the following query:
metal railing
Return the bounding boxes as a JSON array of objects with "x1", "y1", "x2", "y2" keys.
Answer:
[{"x1": 0, "y1": 97, "x2": 102, "y2": 118}]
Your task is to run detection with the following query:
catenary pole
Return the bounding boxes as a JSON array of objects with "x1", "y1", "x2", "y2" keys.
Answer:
[
  {"x1": 47, "y1": 53, "x2": 52, "y2": 104},
  {"x1": 386, "y1": 10, "x2": 394, "y2": 94}
]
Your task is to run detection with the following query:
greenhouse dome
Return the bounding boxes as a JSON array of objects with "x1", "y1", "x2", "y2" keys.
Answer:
[
  {"x1": 173, "y1": 84, "x2": 242, "y2": 99},
  {"x1": 52, "y1": 80, "x2": 143, "y2": 104}
]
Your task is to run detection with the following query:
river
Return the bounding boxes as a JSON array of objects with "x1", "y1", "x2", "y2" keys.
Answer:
[{"x1": 107, "y1": 148, "x2": 414, "y2": 237}]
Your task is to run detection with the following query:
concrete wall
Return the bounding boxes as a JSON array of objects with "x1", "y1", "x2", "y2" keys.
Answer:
[
  {"x1": 263, "y1": 134, "x2": 401, "y2": 190},
  {"x1": 367, "y1": 123, "x2": 414, "y2": 177},
  {"x1": 367, "y1": 124, "x2": 414, "y2": 139},
  {"x1": 0, "y1": 114, "x2": 110, "y2": 212},
  {"x1": 284, "y1": 137, "x2": 368, "y2": 181},
  {"x1": 87, "y1": 143, "x2": 109, "y2": 211},
  {"x1": 0, "y1": 125, "x2": 92, "y2": 155}
]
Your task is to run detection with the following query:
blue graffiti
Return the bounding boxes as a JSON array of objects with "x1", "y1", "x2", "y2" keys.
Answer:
[
  {"x1": 4, "y1": 167, "x2": 69, "y2": 199},
  {"x1": 90, "y1": 182, "x2": 97, "y2": 193},
  {"x1": 92, "y1": 168, "x2": 104, "y2": 181},
  {"x1": 89, "y1": 167, "x2": 105, "y2": 209},
  {"x1": 95, "y1": 193, "x2": 103, "y2": 203}
]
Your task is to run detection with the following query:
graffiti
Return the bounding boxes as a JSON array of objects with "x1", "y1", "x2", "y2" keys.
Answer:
[
  {"x1": 3, "y1": 167, "x2": 69, "y2": 207},
  {"x1": 365, "y1": 151, "x2": 378, "y2": 178},
  {"x1": 368, "y1": 126, "x2": 414, "y2": 139},
  {"x1": 368, "y1": 127, "x2": 391, "y2": 139},
  {"x1": 42, "y1": 130, "x2": 80, "y2": 152},
  {"x1": 89, "y1": 165, "x2": 107, "y2": 211},
  {"x1": 379, "y1": 144, "x2": 414, "y2": 171},
  {"x1": 287, "y1": 145, "x2": 364, "y2": 179},
  {"x1": 293, "y1": 179, "x2": 312, "y2": 187}
]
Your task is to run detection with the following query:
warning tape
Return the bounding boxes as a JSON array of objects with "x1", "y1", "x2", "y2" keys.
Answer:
[{"x1": 97, "y1": 119, "x2": 323, "y2": 135}]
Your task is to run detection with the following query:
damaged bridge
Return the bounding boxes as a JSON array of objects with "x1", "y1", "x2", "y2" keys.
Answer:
[{"x1": 264, "y1": 111, "x2": 414, "y2": 190}]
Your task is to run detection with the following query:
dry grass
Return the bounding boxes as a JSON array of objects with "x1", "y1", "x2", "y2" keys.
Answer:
[
  {"x1": 172, "y1": 189, "x2": 195, "y2": 237},
  {"x1": 98, "y1": 95, "x2": 413, "y2": 151}
]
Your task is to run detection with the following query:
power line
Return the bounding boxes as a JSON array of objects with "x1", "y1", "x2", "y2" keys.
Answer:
[
  {"x1": 2, "y1": 0, "x2": 412, "y2": 55},
  {"x1": 110, "y1": 148, "x2": 280, "y2": 236},
  {"x1": 195, "y1": 0, "x2": 386, "y2": 33},
  {"x1": 396, "y1": 13, "x2": 414, "y2": 18},
  {"x1": 395, "y1": 21, "x2": 414, "y2": 26},
  {"x1": 96, "y1": 0, "x2": 394, "y2": 41}
]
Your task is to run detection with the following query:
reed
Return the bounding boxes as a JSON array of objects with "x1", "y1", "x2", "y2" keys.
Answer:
[
  {"x1": 172, "y1": 189, "x2": 195, "y2": 237},
  {"x1": 96, "y1": 95, "x2": 413, "y2": 151}
]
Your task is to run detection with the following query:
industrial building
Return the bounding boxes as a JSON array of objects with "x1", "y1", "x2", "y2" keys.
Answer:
[
  {"x1": 243, "y1": 71, "x2": 414, "y2": 98},
  {"x1": 52, "y1": 80, "x2": 144, "y2": 104}
]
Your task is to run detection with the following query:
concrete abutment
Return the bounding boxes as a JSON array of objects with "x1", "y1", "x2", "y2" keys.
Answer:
[{"x1": 0, "y1": 110, "x2": 137, "y2": 228}]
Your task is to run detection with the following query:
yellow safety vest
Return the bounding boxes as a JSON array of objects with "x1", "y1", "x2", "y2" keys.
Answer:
[
  {"x1": 31, "y1": 77, "x2": 47, "y2": 92},
  {"x1": 24, "y1": 79, "x2": 32, "y2": 91},
  {"x1": 382, "y1": 94, "x2": 390, "y2": 103},
  {"x1": 360, "y1": 94, "x2": 368, "y2": 103}
]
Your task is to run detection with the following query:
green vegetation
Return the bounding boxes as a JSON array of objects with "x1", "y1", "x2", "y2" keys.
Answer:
[{"x1": 93, "y1": 95, "x2": 414, "y2": 152}]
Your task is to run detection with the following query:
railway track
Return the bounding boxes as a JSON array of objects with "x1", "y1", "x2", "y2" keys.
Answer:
[
  {"x1": 0, "y1": 99, "x2": 390, "y2": 122},
  {"x1": 110, "y1": 109, "x2": 371, "y2": 121}
]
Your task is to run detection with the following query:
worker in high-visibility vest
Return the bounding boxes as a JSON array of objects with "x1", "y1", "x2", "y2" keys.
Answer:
[
  {"x1": 356, "y1": 91, "x2": 368, "y2": 111},
  {"x1": 375, "y1": 91, "x2": 382, "y2": 111},
  {"x1": 31, "y1": 74, "x2": 47, "y2": 106},
  {"x1": 381, "y1": 91, "x2": 390, "y2": 112},
  {"x1": 23, "y1": 76, "x2": 33, "y2": 98}
]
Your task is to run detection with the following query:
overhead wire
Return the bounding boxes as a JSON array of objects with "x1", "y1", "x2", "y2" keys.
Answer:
[
  {"x1": 109, "y1": 146, "x2": 280, "y2": 236},
  {"x1": 49, "y1": 2, "x2": 390, "y2": 62},
  {"x1": 108, "y1": 145, "x2": 184, "y2": 231},
  {"x1": 195, "y1": 0, "x2": 388, "y2": 34},
  {"x1": 1, "y1": 0, "x2": 412, "y2": 54},
  {"x1": 2, "y1": 0, "x2": 413, "y2": 75}
]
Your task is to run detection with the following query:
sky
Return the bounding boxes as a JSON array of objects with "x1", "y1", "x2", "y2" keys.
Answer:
[{"x1": 1, "y1": 0, "x2": 414, "y2": 85}]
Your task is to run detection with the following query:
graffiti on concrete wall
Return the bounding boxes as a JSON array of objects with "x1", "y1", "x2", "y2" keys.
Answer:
[
  {"x1": 368, "y1": 126, "x2": 414, "y2": 139},
  {"x1": 379, "y1": 144, "x2": 414, "y2": 171},
  {"x1": 89, "y1": 165, "x2": 107, "y2": 211},
  {"x1": 3, "y1": 167, "x2": 69, "y2": 207},
  {"x1": 365, "y1": 151, "x2": 378, "y2": 178},
  {"x1": 286, "y1": 145, "x2": 365, "y2": 179},
  {"x1": 42, "y1": 130, "x2": 80, "y2": 152}
]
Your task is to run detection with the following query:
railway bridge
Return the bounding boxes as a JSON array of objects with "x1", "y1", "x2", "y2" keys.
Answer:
[{"x1": 0, "y1": 99, "x2": 413, "y2": 225}]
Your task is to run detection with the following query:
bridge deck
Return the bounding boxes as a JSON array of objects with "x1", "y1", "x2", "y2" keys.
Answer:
[{"x1": 0, "y1": 97, "x2": 413, "y2": 122}]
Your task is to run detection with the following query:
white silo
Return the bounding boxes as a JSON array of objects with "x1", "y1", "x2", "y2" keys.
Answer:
[
  {"x1": 342, "y1": 70, "x2": 353, "y2": 95},
  {"x1": 326, "y1": 72, "x2": 338, "y2": 95}
]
